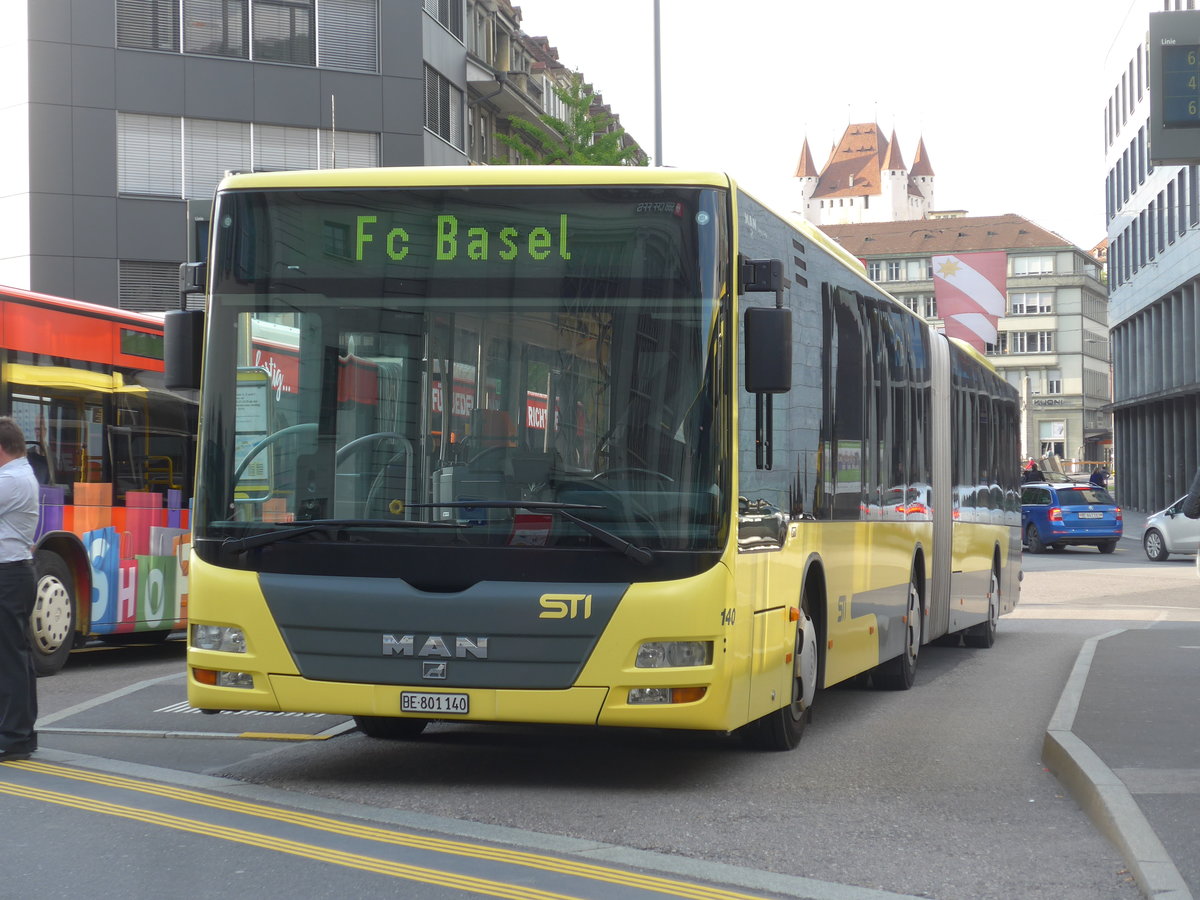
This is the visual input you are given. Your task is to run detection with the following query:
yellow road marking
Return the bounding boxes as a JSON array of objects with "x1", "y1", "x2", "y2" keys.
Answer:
[
  {"x1": 0, "y1": 779, "x2": 572, "y2": 900},
  {"x1": 3, "y1": 760, "x2": 769, "y2": 900}
]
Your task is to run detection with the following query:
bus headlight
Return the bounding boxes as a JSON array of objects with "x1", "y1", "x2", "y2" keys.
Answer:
[
  {"x1": 628, "y1": 686, "x2": 707, "y2": 705},
  {"x1": 193, "y1": 668, "x2": 254, "y2": 689},
  {"x1": 191, "y1": 624, "x2": 247, "y2": 653},
  {"x1": 635, "y1": 641, "x2": 712, "y2": 668}
]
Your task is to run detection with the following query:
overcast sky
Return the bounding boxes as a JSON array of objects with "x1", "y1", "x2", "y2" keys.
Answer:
[{"x1": 511, "y1": 0, "x2": 1139, "y2": 252}]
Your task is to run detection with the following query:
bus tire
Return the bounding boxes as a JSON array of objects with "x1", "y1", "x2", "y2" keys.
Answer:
[
  {"x1": 739, "y1": 589, "x2": 819, "y2": 752},
  {"x1": 872, "y1": 573, "x2": 921, "y2": 691},
  {"x1": 30, "y1": 551, "x2": 76, "y2": 676},
  {"x1": 963, "y1": 568, "x2": 999, "y2": 649},
  {"x1": 354, "y1": 715, "x2": 428, "y2": 739}
]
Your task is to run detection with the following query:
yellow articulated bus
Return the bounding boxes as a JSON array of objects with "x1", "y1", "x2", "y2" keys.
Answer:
[{"x1": 169, "y1": 166, "x2": 1021, "y2": 751}]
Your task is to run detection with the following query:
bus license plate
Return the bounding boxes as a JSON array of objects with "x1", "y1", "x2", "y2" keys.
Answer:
[
  {"x1": 1077, "y1": 512, "x2": 1103, "y2": 519},
  {"x1": 401, "y1": 692, "x2": 469, "y2": 714}
]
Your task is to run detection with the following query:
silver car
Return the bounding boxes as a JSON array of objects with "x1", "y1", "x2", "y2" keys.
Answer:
[{"x1": 1142, "y1": 496, "x2": 1200, "y2": 561}]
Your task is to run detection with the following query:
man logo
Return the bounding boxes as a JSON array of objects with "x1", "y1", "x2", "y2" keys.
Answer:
[
  {"x1": 422, "y1": 661, "x2": 448, "y2": 680},
  {"x1": 381, "y1": 634, "x2": 488, "y2": 658},
  {"x1": 539, "y1": 593, "x2": 592, "y2": 619}
]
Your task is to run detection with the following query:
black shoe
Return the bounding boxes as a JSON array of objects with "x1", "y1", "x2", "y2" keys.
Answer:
[{"x1": 0, "y1": 748, "x2": 34, "y2": 761}]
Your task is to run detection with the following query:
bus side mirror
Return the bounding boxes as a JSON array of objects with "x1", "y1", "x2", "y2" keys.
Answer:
[
  {"x1": 165, "y1": 309, "x2": 205, "y2": 391},
  {"x1": 744, "y1": 307, "x2": 791, "y2": 394}
]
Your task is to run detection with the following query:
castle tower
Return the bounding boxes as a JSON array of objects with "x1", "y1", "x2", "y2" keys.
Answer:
[
  {"x1": 910, "y1": 136, "x2": 935, "y2": 209},
  {"x1": 793, "y1": 138, "x2": 819, "y2": 216}
]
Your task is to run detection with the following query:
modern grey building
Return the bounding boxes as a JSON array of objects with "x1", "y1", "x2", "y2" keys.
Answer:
[
  {"x1": 1104, "y1": 0, "x2": 1200, "y2": 512},
  {"x1": 0, "y1": 1, "x2": 639, "y2": 313}
]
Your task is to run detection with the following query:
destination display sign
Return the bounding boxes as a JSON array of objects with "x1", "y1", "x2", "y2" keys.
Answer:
[{"x1": 212, "y1": 187, "x2": 720, "y2": 300}]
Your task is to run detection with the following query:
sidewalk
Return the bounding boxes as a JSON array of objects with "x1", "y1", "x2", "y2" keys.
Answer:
[{"x1": 1041, "y1": 506, "x2": 1199, "y2": 900}]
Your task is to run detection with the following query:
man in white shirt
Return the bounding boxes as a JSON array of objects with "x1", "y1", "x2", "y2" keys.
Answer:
[{"x1": 0, "y1": 417, "x2": 41, "y2": 761}]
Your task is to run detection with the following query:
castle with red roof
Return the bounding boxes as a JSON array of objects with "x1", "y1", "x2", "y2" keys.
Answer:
[{"x1": 794, "y1": 123, "x2": 934, "y2": 226}]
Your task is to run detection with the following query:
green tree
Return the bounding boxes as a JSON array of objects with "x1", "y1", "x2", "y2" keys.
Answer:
[{"x1": 493, "y1": 75, "x2": 646, "y2": 166}]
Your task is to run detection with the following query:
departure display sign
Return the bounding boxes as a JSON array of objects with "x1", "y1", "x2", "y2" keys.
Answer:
[
  {"x1": 1150, "y1": 10, "x2": 1200, "y2": 164},
  {"x1": 1160, "y1": 44, "x2": 1200, "y2": 127}
]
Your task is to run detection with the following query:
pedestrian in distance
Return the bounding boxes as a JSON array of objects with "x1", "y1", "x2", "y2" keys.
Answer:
[
  {"x1": 1184, "y1": 466, "x2": 1200, "y2": 520},
  {"x1": 1089, "y1": 466, "x2": 1108, "y2": 489},
  {"x1": 0, "y1": 417, "x2": 42, "y2": 762},
  {"x1": 1022, "y1": 458, "x2": 1042, "y2": 484}
]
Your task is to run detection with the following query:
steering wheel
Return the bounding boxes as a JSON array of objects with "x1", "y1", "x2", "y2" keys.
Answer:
[{"x1": 335, "y1": 432, "x2": 410, "y2": 465}]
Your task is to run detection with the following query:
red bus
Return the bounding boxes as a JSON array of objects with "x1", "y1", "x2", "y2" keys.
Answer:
[{"x1": 1, "y1": 285, "x2": 197, "y2": 674}]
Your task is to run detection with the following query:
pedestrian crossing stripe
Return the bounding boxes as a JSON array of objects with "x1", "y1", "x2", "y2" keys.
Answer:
[{"x1": 153, "y1": 700, "x2": 328, "y2": 718}]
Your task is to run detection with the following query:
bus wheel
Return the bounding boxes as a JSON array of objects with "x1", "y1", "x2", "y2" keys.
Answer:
[
  {"x1": 964, "y1": 569, "x2": 999, "y2": 649},
  {"x1": 872, "y1": 575, "x2": 921, "y2": 691},
  {"x1": 354, "y1": 715, "x2": 428, "y2": 739},
  {"x1": 740, "y1": 592, "x2": 819, "y2": 752},
  {"x1": 30, "y1": 551, "x2": 76, "y2": 676}
]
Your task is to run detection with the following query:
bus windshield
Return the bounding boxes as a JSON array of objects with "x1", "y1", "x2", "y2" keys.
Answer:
[{"x1": 196, "y1": 186, "x2": 730, "y2": 572}]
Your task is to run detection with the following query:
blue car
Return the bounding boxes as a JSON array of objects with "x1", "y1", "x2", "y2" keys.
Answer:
[{"x1": 1021, "y1": 483, "x2": 1123, "y2": 554}]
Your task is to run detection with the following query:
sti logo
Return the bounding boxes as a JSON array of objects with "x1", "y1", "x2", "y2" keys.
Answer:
[{"x1": 538, "y1": 593, "x2": 592, "y2": 620}]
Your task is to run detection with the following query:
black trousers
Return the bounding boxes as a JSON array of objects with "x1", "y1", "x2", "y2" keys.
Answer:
[{"x1": 0, "y1": 560, "x2": 37, "y2": 753}]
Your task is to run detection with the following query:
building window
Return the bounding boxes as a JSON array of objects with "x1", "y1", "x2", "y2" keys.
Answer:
[
  {"x1": 252, "y1": 0, "x2": 314, "y2": 65},
  {"x1": 1039, "y1": 421, "x2": 1065, "y2": 458},
  {"x1": 868, "y1": 261, "x2": 881, "y2": 281},
  {"x1": 1046, "y1": 370, "x2": 1062, "y2": 394},
  {"x1": 424, "y1": 0, "x2": 464, "y2": 39},
  {"x1": 1008, "y1": 331, "x2": 1054, "y2": 354},
  {"x1": 1009, "y1": 291, "x2": 1054, "y2": 314},
  {"x1": 1012, "y1": 255, "x2": 1054, "y2": 276},
  {"x1": 118, "y1": 0, "x2": 377, "y2": 72},
  {"x1": 318, "y1": 0, "x2": 378, "y2": 72},
  {"x1": 117, "y1": 0, "x2": 180, "y2": 51},
  {"x1": 255, "y1": 123, "x2": 319, "y2": 171},
  {"x1": 119, "y1": 112, "x2": 379, "y2": 200},
  {"x1": 118, "y1": 114, "x2": 182, "y2": 197},
  {"x1": 902, "y1": 294, "x2": 936, "y2": 318},
  {"x1": 323, "y1": 221, "x2": 351, "y2": 259},
  {"x1": 183, "y1": 0, "x2": 249, "y2": 58},
  {"x1": 886, "y1": 260, "x2": 902, "y2": 281},
  {"x1": 119, "y1": 261, "x2": 183, "y2": 312},
  {"x1": 425, "y1": 65, "x2": 464, "y2": 149},
  {"x1": 185, "y1": 119, "x2": 252, "y2": 200}
]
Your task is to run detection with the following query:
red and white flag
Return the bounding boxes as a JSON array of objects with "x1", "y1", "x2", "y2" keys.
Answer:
[{"x1": 932, "y1": 251, "x2": 1007, "y2": 352}]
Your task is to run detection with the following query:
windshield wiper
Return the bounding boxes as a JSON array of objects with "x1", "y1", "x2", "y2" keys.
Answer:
[
  {"x1": 409, "y1": 501, "x2": 656, "y2": 566},
  {"x1": 221, "y1": 518, "x2": 458, "y2": 555}
]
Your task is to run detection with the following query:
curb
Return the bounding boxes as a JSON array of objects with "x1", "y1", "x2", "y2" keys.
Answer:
[{"x1": 1041, "y1": 630, "x2": 1192, "y2": 900}]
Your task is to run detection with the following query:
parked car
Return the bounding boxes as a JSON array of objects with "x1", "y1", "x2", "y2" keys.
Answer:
[
  {"x1": 1142, "y1": 496, "x2": 1200, "y2": 561},
  {"x1": 1020, "y1": 483, "x2": 1123, "y2": 554}
]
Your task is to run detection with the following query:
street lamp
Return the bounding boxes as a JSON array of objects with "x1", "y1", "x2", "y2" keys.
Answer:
[{"x1": 653, "y1": 0, "x2": 662, "y2": 165}]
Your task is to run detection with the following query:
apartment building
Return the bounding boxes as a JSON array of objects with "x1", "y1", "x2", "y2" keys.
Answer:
[
  {"x1": 0, "y1": 0, "x2": 638, "y2": 312},
  {"x1": 822, "y1": 216, "x2": 1111, "y2": 465},
  {"x1": 465, "y1": 0, "x2": 643, "y2": 167},
  {"x1": 1104, "y1": 0, "x2": 1200, "y2": 511}
]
